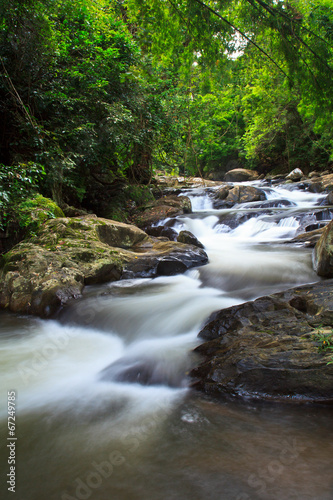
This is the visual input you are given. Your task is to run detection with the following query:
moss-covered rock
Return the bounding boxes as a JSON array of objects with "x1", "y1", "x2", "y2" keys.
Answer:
[
  {"x1": 0, "y1": 195, "x2": 65, "y2": 255},
  {"x1": 0, "y1": 216, "x2": 208, "y2": 317},
  {"x1": 17, "y1": 195, "x2": 65, "y2": 231}
]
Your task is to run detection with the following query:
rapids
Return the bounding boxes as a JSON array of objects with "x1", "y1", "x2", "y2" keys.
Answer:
[{"x1": 0, "y1": 181, "x2": 332, "y2": 500}]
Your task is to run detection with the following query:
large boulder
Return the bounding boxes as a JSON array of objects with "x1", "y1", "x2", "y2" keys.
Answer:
[
  {"x1": 134, "y1": 195, "x2": 192, "y2": 228},
  {"x1": 286, "y1": 168, "x2": 304, "y2": 181},
  {"x1": 214, "y1": 185, "x2": 266, "y2": 208},
  {"x1": 224, "y1": 168, "x2": 259, "y2": 182},
  {"x1": 0, "y1": 216, "x2": 207, "y2": 317},
  {"x1": 226, "y1": 185, "x2": 266, "y2": 204},
  {"x1": 319, "y1": 173, "x2": 333, "y2": 190},
  {"x1": 214, "y1": 185, "x2": 230, "y2": 200},
  {"x1": 313, "y1": 219, "x2": 333, "y2": 277},
  {"x1": 191, "y1": 280, "x2": 333, "y2": 404}
]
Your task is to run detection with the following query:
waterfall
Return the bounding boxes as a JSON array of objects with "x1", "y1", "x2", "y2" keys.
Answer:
[{"x1": 0, "y1": 181, "x2": 331, "y2": 500}]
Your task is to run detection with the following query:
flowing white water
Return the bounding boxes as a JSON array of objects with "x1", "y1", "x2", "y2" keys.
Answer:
[
  {"x1": 172, "y1": 183, "x2": 321, "y2": 298},
  {"x1": 1, "y1": 181, "x2": 332, "y2": 500}
]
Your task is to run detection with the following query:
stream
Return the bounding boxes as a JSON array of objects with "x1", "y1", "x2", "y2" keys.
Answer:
[{"x1": 1, "y1": 181, "x2": 333, "y2": 500}]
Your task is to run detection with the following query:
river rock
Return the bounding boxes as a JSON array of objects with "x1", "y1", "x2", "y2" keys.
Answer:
[
  {"x1": 155, "y1": 175, "x2": 219, "y2": 189},
  {"x1": 308, "y1": 171, "x2": 321, "y2": 179},
  {"x1": 154, "y1": 175, "x2": 182, "y2": 188},
  {"x1": 227, "y1": 185, "x2": 266, "y2": 204},
  {"x1": 134, "y1": 195, "x2": 192, "y2": 228},
  {"x1": 144, "y1": 225, "x2": 178, "y2": 241},
  {"x1": 190, "y1": 280, "x2": 333, "y2": 403},
  {"x1": 286, "y1": 168, "x2": 304, "y2": 181},
  {"x1": 313, "y1": 220, "x2": 333, "y2": 277},
  {"x1": 123, "y1": 239, "x2": 207, "y2": 279},
  {"x1": 308, "y1": 181, "x2": 324, "y2": 193},
  {"x1": 214, "y1": 185, "x2": 266, "y2": 208},
  {"x1": 214, "y1": 185, "x2": 230, "y2": 200},
  {"x1": 177, "y1": 230, "x2": 204, "y2": 249},
  {"x1": 0, "y1": 216, "x2": 208, "y2": 317},
  {"x1": 289, "y1": 227, "x2": 325, "y2": 247},
  {"x1": 224, "y1": 169, "x2": 259, "y2": 182},
  {"x1": 318, "y1": 173, "x2": 333, "y2": 191}
]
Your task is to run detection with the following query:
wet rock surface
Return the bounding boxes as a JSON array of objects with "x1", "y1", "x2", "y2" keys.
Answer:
[
  {"x1": 133, "y1": 195, "x2": 192, "y2": 228},
  {"x1": 177, "y1": 230, "x2": 205, "y2": 249},
  {"x1": 213, "y1": 185, "x2": 266, "y2": 208},
  {"x1": 289, "y1": 227, "x2": 325, "y2": 248},
  {"x1": 313, "y1": 219, "x2": 333, "y2": 278},
  {"x1": 144, "y1": 225, "x2": 179, "y2": 241},
  {"x1": 0, "y1": 216, "x2": 207, "y2": 317},
  {"x1": 100, "y1": 357, "x2": 185, "y2": 388},
  {"x1": 191, "y1": 279, "x2": 333, "y2": 404}
]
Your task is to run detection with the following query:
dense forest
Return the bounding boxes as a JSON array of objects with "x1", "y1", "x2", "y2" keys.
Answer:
[{"x1": 1, "y1": 0, "x2": 332, "y2": 233}]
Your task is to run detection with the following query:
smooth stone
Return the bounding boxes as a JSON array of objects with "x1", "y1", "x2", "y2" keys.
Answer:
[
  {"x1": 224, "y1": 168, "x2": 259, "y2": 182},
  {"x1": 191, "y1": 280, "x2": 333, "y2": 404}
]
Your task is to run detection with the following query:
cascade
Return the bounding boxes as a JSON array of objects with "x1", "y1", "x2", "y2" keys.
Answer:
[{"x1": 0, "y1": 181, "x2": 332, "y2": 500}]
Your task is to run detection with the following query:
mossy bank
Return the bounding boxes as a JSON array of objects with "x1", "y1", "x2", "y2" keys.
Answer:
[{"x1": 0, "y1": 216, "x2": 208, "y2": 317}]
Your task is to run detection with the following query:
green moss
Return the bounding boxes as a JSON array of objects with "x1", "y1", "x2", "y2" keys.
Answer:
[
  {"x1": 1, "y1": 251, "x2": 21, "y2": 273},
  {"x1": 19, "y1": 194, "x2": 64, "y2": 218},
  {"x1": 4, "y1": 249, "x2": 26, "y2": 263},
  {"x1": 107, "y1": 207, "x2": 129, "y2": 223},
  {"x1": 17, "y1": 195, "x2": 65, "y2": 236},
  {"x1": 124, "y1": 185, "x2": 155, "y2": 207},
  {"x1": 73, "y1": 251, "x2": 96, "y2": 263},
  {"x1": 67, "y1": 220, "x2": 91, "y2": 230}
]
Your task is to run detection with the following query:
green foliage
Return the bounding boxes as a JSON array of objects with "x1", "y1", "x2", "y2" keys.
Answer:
[
  {"x1": 126, "y1": 0, "x2": 232, "y2": 72},
  {"x1": 312, "y1": 328, "x2": 333, "y2": 365},
  {"x1": 16, "y1": 194, "x2": 64, "y2": 234},
  {"x1": 1, "y1": 0, "x2": 333, "y2": 235},
  {"x1": 0, "y1": 163, "x2": 45, "y2": 230},
  {"x1": 313, "y1": 330, "x2": 333, "y2": 353},
  {"x1": 124, "y1": 185, "x2": 154, "y2": 207},
  {"x1": 0, "y1": 0, "x2": 165, "y2": 212},
  {"x1": 188, "y1": 84, "x2": 244, "y2": 175},
  {"x1": 128, "y1": 0, "x2": 333, "y2": 173},
  {"x1": 239, "y1": 64, "x2": 329, "y2": 171}
]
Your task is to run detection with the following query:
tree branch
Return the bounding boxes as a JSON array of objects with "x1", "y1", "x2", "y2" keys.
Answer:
[
  {"x1": 247, "y1": 0, "x2": 333, "y2": 49},
  {"x1": 191, "y1": 0, "x2": 290, "y2": 79}
]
